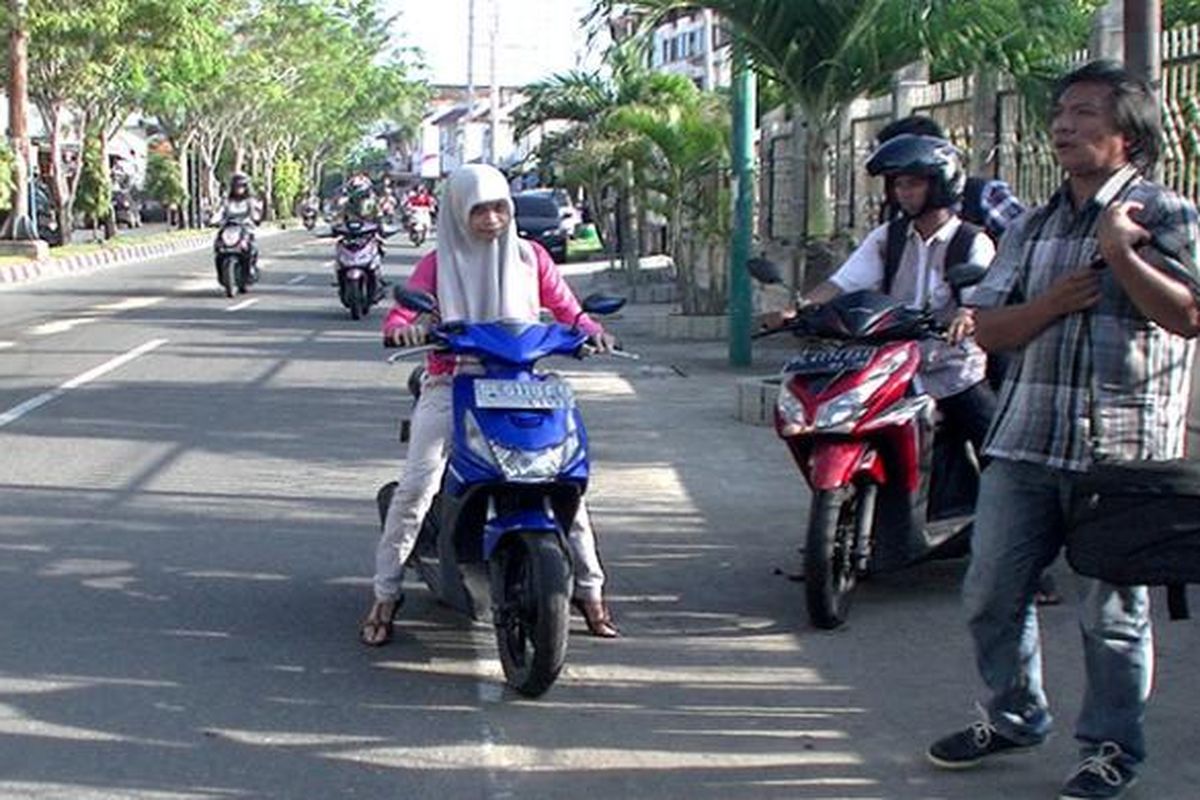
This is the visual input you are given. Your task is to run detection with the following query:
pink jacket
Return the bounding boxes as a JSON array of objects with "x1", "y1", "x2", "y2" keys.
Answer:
[{"x1": 382, "y1": 241, "x2": 603, "y2": 375}]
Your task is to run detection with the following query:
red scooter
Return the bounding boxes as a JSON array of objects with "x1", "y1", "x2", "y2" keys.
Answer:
[{"x1": 751, "y1": 258, "x2": 986, "y2": 629}]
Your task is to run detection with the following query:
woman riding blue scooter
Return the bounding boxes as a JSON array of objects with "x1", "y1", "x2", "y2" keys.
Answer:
[{"x1": 360, "y1": 164, "x2": 620, "y2": 646}]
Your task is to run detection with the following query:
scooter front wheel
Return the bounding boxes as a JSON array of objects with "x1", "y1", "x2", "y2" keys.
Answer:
[
  {"x1": 490, "y1": 532, "x2": 571, "y2": 697},
  {"x1": 805, "y1": 483, "x2": 877, "y2": 629}
]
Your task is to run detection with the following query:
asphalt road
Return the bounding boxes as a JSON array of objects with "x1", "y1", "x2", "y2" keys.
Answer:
[{"x1": 0, "y1": 231, "x2": 1197, "y2": 799}]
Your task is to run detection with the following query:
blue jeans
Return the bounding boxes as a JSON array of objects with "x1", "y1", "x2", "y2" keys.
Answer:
[{"x1": 964, "y1": 458, "x2": 1153, "y2": 767}]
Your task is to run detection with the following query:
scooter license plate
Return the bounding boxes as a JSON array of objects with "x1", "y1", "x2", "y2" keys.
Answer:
[
  {"x1": 474, "y1": 379, "x2": 574, "y2": 410},
  {"x1": 784, "y1": 345, "x2": 876, "y2": 375}
]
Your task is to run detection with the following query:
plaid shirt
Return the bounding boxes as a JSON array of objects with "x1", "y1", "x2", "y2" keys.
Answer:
[
  {"x1": 978, "y1": 179, "x2": 1026, "y2": 239},
  {"x1": 971, "y1": 165, "x2": 1200, "y2": 471}
]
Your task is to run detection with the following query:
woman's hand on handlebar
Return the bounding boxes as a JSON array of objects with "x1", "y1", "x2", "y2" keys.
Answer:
[
  {"x1": 388, "y1": 323, "x2": 429, "y2": 348},
  {"x1": 585, "y1": 331, "x2": 619, "y2": 354}
]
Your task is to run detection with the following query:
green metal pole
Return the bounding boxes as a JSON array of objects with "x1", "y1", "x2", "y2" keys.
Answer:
[{"x1": 728, "y1": 43, "x2": 755, "y2": 367}]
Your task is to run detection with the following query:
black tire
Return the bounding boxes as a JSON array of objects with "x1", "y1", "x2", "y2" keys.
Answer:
[
  {"x1": 220, "y1": 256, "x2": 236, "y2": 298},
  {"x1": 805, "y1": 483, "x2": 877, "y2": 629},
  {"x1": 236, "y1": 259, "x2": 249, "y2": 294},
  {"x1": 346, "y1": 279, "x2": 366, "y2": 320},
  {"x1": 490, "y1": 532, "x2": 571, "y2": 697}
]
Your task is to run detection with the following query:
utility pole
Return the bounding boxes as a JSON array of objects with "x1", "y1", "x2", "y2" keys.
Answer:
[
  {"x1": 1124, "y1": 0, "x2": 1161, "y2": 90},
  {"x1": 466, "y1": 0, "x2": 476, "y2": 166},
  {"x1": 489, "y1": 0, "x2": 500, "y2": 165},
  {"x1": 2, "y1": 0, "x2": 38, "y2": 244},
  {"x1": 728, "y1": 41, "x2": 755, "y2": 367}
]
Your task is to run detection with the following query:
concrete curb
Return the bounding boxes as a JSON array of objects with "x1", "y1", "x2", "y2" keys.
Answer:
[{"x1": 0, "y1": 225, "x2": 289, "y2": 288}]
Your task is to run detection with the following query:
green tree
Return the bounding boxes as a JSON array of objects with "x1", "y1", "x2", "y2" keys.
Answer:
[
  {"x1": 75, "y1": 129, "x2": 112, "y2": 241},
  {"x1": 515, "y1": 44, "x2": 700, "y2": 272},
  {"x1": 272, "y1": 153, "x2": 303, "y2": 218},
  {"x1": 608, "y1": 94, "x2": 730, "y2": 312},
  {"x1": 1165, "y1": 0, "x2": 1200, "y2": 28},
  {"x1": 603, "y1": 0, "x2": 1101, "y2": 239},
  {"x1": 0, "y1": 141, "x2": 14, "y2": 212},
  {"x1": 144, "y1": 151, "x2": 187, "y2": 222}
]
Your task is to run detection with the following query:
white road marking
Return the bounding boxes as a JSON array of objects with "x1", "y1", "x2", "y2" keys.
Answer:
[
  {"x1": 28, "y1": 296, "x2": 165, "y2": 337},
  {"x1": 225, "y1": 298, "x2": 259, "y2": 312},
  {"x1": 286, "y1": 275, "x2": 306, "y2": 285},
  {"x1": 0, "y1": 338, "x2": 168, "y2": 429},
  {"x1": 0, "y1": 341, "x2": 15, "y2": 350}
]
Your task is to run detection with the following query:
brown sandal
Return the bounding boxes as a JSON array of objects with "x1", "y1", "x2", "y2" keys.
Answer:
[
  {"x1": 359, "y1": 596, "x2": 402, "y2": 647},
  {"x1": 571, "y1": 598, "x2": 620, "y2": 638}
]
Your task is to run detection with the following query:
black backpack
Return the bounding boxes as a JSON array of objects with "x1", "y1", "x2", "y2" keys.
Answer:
[{"x1": 882, "y1": 217, "x2": 985, "y2": 305}]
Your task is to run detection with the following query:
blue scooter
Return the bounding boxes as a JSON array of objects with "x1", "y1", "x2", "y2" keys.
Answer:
[{"x1": 380, "y1": 289, "x2": 629, "y2": 697}]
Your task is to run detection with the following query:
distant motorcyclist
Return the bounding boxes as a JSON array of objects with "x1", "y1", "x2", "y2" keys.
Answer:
[
  {"x1": 332, "y1": 173, "x2": 388, "y2": 291},
  {"x1": 336, "y1": 173, "x2": 380, "y2": 225},
  {"x1": 210, "y1": 172, "x2": 264, "y2": 279}
]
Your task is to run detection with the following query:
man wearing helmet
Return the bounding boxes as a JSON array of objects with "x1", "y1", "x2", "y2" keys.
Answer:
[{"x1": 764, "y1": 133, "x2": 999, "y2": 454}]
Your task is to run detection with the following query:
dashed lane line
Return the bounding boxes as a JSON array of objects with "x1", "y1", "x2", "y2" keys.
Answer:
[{"x1": 0, "y1": 338, "x2": 169, "y2": 429}]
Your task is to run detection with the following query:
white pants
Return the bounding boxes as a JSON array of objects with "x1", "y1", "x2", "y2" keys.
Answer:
[{"x1": 374, "y1": 381, "x2": 607, "y2": 603}]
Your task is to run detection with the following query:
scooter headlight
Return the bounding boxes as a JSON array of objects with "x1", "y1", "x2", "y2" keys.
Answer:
[
  {"x1": 776, "y1": 381, "x2": 808, "y2": 436},
  {"x1": 812, "y1": 349, "x2": 911, "y2": 433},
  {"x1": 488, "y1": 413, "x2": 582, "y2": 483},
  {"x1": 463, "y1": 410, "x2": 500, "y2": 469},
  {"x1": 219, "y1": 227, "x2": 242, "y2": 247}
]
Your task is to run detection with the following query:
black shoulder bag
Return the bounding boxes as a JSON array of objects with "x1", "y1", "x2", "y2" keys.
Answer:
[{"x1": 1065, "y1": 209, "x2": 1200, "y2": 621}]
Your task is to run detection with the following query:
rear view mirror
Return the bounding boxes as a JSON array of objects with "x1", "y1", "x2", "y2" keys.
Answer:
[
  {"x1": 580, "y1": 294, "x2": 626, "y2": 316},
  {"x1": 746, "y1": 256, "x2": 783, "y2": 285},
  {"x1": 394, "y1": 288, "x2": 438, "y2": 314},
  {"x1": 945, "y1": 262, "x2": 988, "y2": 291}
]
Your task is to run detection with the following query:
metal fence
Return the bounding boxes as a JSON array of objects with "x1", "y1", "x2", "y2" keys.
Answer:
[{"x1": 761, "y1": 23, "x2": 1200, "y2": 248}]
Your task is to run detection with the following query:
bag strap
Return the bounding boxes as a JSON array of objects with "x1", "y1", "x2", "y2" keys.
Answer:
[
  {"x1": 946, "y1": 221, "x2": 985, "y2": 305},
  {"x1": 1167, "y1": 583, "x2": 1191, "y2": 620},
  {"x1": 882, "y1": 217, "x2": 908, "y2": 295}
]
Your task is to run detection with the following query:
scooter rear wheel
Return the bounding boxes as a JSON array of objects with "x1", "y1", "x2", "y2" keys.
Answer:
[
  {"x1": 805, "y1": 483, "x2": 876, "y2": 629},
  {"x1": 490, "y1": 532, "x2": 571, "y2": 697}
]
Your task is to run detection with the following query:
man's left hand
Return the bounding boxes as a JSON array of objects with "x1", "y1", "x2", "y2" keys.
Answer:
[{"x1": 1098, "y1": 200, "x2": 1151, "y2": 264}]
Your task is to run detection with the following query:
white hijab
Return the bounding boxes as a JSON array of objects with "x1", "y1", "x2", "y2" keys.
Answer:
[{"x1": 436, "y1": 164, "x2": 538, "y2": 323}]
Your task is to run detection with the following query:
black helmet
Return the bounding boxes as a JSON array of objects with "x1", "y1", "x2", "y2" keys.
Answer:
[
  {"x1": 865, "y1": 134, "x2": 965, "y2": 210},
  {"x1": 229, "y1": 172, "x2": 251, "y2": 199}
]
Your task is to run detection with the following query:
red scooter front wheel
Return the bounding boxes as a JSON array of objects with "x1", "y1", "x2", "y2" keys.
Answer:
[{"x1": 805, "y1": 483, "x2": 877, "y2": 629}]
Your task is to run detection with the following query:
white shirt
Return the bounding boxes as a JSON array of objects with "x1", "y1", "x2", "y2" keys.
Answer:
[
  {"x1": 829, "y1": 216, "x2": 996, "y2": 310},
  {"x1": 827, "y1": 215, "x2": 996, "y2": 399}
]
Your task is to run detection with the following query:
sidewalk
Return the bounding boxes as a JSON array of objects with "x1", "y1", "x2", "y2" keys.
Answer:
[{"x1": 563, "y1": 278, "x2": 1200, "y2": 799}]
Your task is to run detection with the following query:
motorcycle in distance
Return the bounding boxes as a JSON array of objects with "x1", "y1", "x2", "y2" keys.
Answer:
[
  {"x1": 377, "y1": 288, "x2": 634, "y2": 697},
  {"x1": 404, "y1": 204, "x2": 432, "y2": 246},
  {"x1": 748, "y1": 256, "x2": 989, "y2": 629},
  {"x1": 301, "y1": 200, "x2": 319, "y2": 230},
  {"x1": 326, "y1": 219, "x2": 399, "y2": 320},
  {"x1": 212, "y1": 207, "x2": 259, "y2": 298}
]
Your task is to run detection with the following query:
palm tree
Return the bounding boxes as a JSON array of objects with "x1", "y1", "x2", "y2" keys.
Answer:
[
  {"x1": 514, "y1": 43, "x2": 699, "y2": 273},
  {"x1": 609, "y1": 96, "x2": 730, "y2": 313},
  {"x1": 603, "y1": 0, "x2": 1103, "y2": 239}
]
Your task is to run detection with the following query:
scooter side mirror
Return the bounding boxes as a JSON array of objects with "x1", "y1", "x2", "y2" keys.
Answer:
[
  {"x1": 394, "y1": 288, "x2": 438, "y2": 314},
  {"x1": 945, "y1": 262, "x2": 989, "y2": 291},
  {"x1": 580, "y1": 293, "x2": 626, "y2": 316},
  {"x1": 746, "y1": 256, "x2": 784, "y2": 285}
]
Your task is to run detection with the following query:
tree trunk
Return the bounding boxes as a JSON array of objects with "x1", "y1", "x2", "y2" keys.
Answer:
[
  {"x1": 3, "y1": 0, "x2": 34, "y2": 240},
  {"x1": 804, "y1": 118, "x2": 835, "y2": 240},
  {"x1": 618, "y1": 158, "x2": 638, "y2": 275}
]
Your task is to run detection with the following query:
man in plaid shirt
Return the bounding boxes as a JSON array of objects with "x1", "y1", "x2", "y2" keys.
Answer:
[{"x1": 926, "y1": 61, "x2": 1200, "y2": 800}]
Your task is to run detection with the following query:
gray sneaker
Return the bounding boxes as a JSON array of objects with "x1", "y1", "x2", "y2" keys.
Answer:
[
  {"x1": 1059, "y1": 743, "x2": 1138, "y2": 799},
  {"x1": 927, "y1": 704, "x2": 1042, "y2": 769}
]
